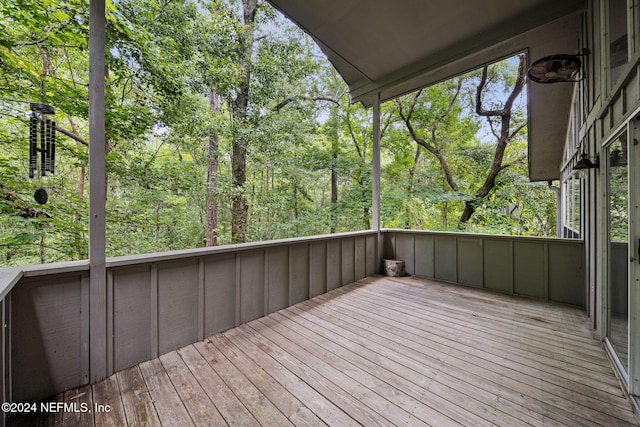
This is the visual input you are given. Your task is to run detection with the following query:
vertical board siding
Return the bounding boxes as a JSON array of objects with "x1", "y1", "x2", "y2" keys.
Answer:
[
  {"x1": 354, "y1": 236, "x2": 366, "y2": 281},
  {"x1": 203, "y1": 254, "x2": 236, "y2": 337},
  {"x1": 112, "y1": 266, "x2": 152, "y2": 372},
  {"x1": 414, "y1": 234, "x2": 435, "y2": 278},
  {"x1": 394, "y1": 234, "x2": 414, "y2": 275},
  {"x1": 385, "y1": 231, "x2": 585, "y2": 307},
  {"x1": 309, "y1": 241, "x2": 327, "y2": 298},
  {"x1": 365, "y1": 234, "x2": 377, "y2": 276},
  {"x1": 1, "y1": 231, "x2": 383, "y2": 405},
  {"x1": 341, "y1": 238, "x2": 355, "y2": 285},
  {"x1": 513, "y1": 241, "x2": 546, "y2": 299},
  {"x1": 289, "y1": 244, "x2": 310, "y2": 305},
  {"x1": 326, "y1": 239, "x2": 342, "y2": 291},
  {"x1": 157, "y1": 259, "x2": 199, "y2": 355},
  {"x1": 11, "y1": 274, "x2": 86, "y2": 402},
  {"x1": 548, "y1": 243, "x2": 585, "y2": 306},
  {"x1": 457, "y1": 237, "x2": 483, "y2": 288},
  {"x1": 434, "y1": 236, "x2": 457, "y2": 283},
  {"x1": 267, "y1": 246, "x2": 289, "y2": 313},
  {"x1": 483, "y1": 239, "x2": 513, "y2": 293},
  {"x1": 1, "y1": 298, "x2": 6, "y2": 427},
  {"x1": 239, "y1": 250, "x2": 265, "y2": 324}
]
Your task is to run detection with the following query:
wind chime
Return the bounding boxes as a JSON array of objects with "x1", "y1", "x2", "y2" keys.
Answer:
[{"x1": 28, "y1": 102, "x2": 56, "y2": 204}]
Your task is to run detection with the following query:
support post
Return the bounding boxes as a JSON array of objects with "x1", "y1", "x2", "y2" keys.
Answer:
[
  {"x1": 372, "y1": 93, "x2": 381, "y2": 230},
  {"x1": 372, "y1": 93, "x2": 383, "y2": 271},
  {"x1": 89, "y1": 0, "x2": 107, "y2": 382}
]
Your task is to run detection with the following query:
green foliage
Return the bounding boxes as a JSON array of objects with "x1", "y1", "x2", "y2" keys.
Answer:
[{"x1": 0, "y1": 0, "x2": 557, "y2": 267}]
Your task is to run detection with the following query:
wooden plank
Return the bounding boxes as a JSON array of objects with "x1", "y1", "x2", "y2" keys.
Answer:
[
  {"x1": 220, "y1": 327, "x2": 359, "y2": 426},
  {"x1": 116, "y1": 366, "x2": 161, "y2": 427},
  {"x1": 210, "y1": 332, "x2": 323, "y2": 425},
  {"x1": 274, "y1": 308, "x2": 535, "y2": 427},
  {"x1": 178, "y1": 344, "x2": 259, "y2": 427},
  {"x1": 23, "y1": 275, "x2": 640, "y2": 427},
  {"x1": 249, "y1": 317, "x2": 435, "y2": 426},
  {"x1": 61, "y1": 385, "x2": 93, "y2": 427},
  {"x1": 366, "y1": 281, "x2": 615, "y2": 377},
  {"x1": 293, "y1": 298, "x2": 554, "y2": 426},
  {"x1": 234, "y1": 325, "x2": 388, "y2": 427},
  {"x1": 361, "y1": 280, "x2": 611, "y2": 367},
  {"x1": 330, "y1": 284, "x2": 617, "y2": 387},
  {"x1": 305, "y1": 280, "x2": 638, "y2": 425},
  {"x1": 193, "y1": 339, "x2": 293, "y2": 426},
  {"x1": 138, "y1": 358, "x2": 193, "y2": 426},
  {"x1": 159, "y1": 350, "x2": 226, "y2": 426},
  {"x1": 92, "y1": 375, "x2": 127, "y2": 427}
]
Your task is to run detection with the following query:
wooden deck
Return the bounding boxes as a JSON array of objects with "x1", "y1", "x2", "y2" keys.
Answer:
[{"x1": 8, "y1": 275, "x2": 640, "y2": 426}]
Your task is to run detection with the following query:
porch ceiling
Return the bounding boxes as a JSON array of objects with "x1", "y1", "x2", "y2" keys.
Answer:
[{"x1": 267, "y1": 0, "x2": 585, "y2": 181}]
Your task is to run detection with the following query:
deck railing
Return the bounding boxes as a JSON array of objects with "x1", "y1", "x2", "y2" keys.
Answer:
[
  {"x1": 0, "y1": 229, "x2": 584, "y2": 422},
  {"x1": 383, "y1": 229, "x2": 585, "y2": 306}
]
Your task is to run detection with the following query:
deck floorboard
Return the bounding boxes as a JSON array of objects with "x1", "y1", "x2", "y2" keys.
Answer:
[{"x1": 8, "y1": 275, "x2": 640, "y2": 426}]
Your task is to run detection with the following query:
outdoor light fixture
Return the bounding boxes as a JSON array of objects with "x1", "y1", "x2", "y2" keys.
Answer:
[
  {"x1": 528, "y1": 49, "x2": 590, "y2": 83},
  {"x1": 573, "y1": 153, "x2": 599, "y2": 170}
]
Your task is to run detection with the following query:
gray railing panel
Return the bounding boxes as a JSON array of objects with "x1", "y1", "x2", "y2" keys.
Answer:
[
  {"x1": 414, "y1": 234, "x2": 435, "y2": 278},
  {"x1": 483, "y1": 239, "x2": 513, "y2": 293},
  {"x1": 513, "y1": 241, "x2": 546, "y2": 299},
  {"x1": 309, "y1": 241, "x2": 328, "y2": 298},
  {"x1": 435, "y1": 235, "x2": 457, "y2": 282},
  {"x1": 112, "y1": 265, "x2": 152, "y2": 372},
  {"x1": 1, "y1": 298, "x2": 7, "y2": 427},
  {"x1": 2, "y1": 231, "x2": 381, "y2": 410},
  {"x1": 354, "y1": 236, "x2": 366, "y2": 281},
  {"x1": 239, "y1": 250, "x2": 265, "y2": 324},
  {"x1": 395, "y1": 233, "x2": 414, "y2": 274},
  {"x1": 203, "y1": 254, "x2": 236, "y2": 337},
  {"x1": 383, "y1": 230, "x2": 585, "y2": 308},
  {"x1": 11, "y1": 273, "x2": 87, "y2": 402},
  {"x1": 457, "y1": 237, "x2": 483, "y2": 288},
  {"x1": 548, "y1": 242, "x2": 585, "y2": 306},
  {"x1": 341, "y1": 238, "x2": 355, "y2": 286},
  {"x1": 157, "y1": 259, "x2": 199, "y2": 355},
  {"x1": 326, "y1": 239, "x2": 342, "y2": 291},
  {"x1": 365, "y1": 234, "x2": 377, "y2": 276},
  {"x1": 267, "y1": 246, "x2": 289, "y2": 313},
  {"x1": 290, "y1": 243, "x2": 310, "y2": 305}
]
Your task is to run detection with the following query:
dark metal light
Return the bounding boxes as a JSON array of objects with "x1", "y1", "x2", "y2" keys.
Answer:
[{"x1": 573, "y1": 153, "x2": 599, "y2": 170}]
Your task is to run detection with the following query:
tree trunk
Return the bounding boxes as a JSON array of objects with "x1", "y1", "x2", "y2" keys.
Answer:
[
  {"x1": 230, "y1": 0, "x2": 257, "y2": 244},
  {"x1": 205, "y1": 91, "x2": 220, "y2": 247},
  {"x1": 459, "y1": 54, "x2": 527, "y2": 225}
]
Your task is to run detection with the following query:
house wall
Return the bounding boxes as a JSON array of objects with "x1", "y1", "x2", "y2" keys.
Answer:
[{"x1": 560, "y1": 0, "x2": 640, "y2": 393}]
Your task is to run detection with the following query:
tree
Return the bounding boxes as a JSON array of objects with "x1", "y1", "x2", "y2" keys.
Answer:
[
  {"x1": 462, "y1": 54, "x2": 527, "y2": 223},
  {"x1": 395, "y1": 55, "x2": 528, "y2": 227}
]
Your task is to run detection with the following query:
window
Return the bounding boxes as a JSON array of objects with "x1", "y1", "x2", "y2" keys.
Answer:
[
  {"x1": 563, "y1": 173, "x2": 581, "y2": 238},
  {"x1": 608, "y1": 0, "x2": 629, "y2": 87}
]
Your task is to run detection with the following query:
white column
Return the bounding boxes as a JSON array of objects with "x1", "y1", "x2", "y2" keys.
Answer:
[
  {"x1": 372, "y1": 93, "x2": 381, "y2": 231},
  {"x1": 89, "y1": 0, "x2": 107, "y2": 382}
]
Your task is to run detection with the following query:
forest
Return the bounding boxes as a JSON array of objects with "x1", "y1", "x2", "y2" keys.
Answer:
[{"x1": 0, "y1": 0, "x2": 558, "y2": 267}]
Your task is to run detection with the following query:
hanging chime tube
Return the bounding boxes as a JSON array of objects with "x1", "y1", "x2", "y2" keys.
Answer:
[
  {"x1": 40, "y1": 116, "x2": 46, "y2": 176},
  {"x1": 29, "y1": 114, "x2": 38, "y2": 178},
  {"x1": 50, "y1": 120, "x2": 56, "y2": 174},
  {"x1": 45, "y1": 119, "x2": 52, "y2": 173}
]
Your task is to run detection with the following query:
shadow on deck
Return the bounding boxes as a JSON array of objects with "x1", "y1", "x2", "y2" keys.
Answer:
[{"x1": 8, "y1": 275, "x2": 639, "y2": 426}]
